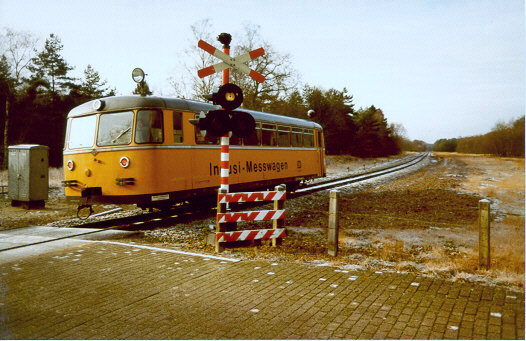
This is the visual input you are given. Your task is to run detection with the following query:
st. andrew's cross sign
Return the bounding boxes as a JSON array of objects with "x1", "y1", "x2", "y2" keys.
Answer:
[{"x1": 197, "y1": 39, "x2": 265, "y2": 83}]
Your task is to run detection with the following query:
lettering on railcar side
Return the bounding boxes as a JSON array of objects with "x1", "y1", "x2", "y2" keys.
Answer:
[
  {"x1": 246, "y1": 161, "x2": 288, "y2": 173},
  {"x1": 208, "y1": 161, "x2": 289, "y2": 176}
]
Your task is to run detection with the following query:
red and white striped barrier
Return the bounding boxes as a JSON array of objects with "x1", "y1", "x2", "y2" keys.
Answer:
[
  {"x1": 218, "y1": 190, "x2": 286, "y2": 203},
  {"x1": 217, "y1": 210, "x2": 285, "y2": 223},
  {"x1": 216, "y1": 228, "x2": 286, "y2": 243},
  {"x1": 220, "y1": 136, "x2": 229, "y2": 191}
]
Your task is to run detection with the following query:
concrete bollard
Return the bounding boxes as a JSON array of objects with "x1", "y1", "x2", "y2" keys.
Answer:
[
  {"x1": 328, "y1": 190, "x2": 340, "y2": 257},
  {"x1": 479, "y1": 199, "x2": 491, "y2": 269}
]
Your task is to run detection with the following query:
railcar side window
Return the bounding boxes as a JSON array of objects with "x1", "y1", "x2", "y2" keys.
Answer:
[
  {"x1": 243, "y1": 121, "x2": 260, "y2": 146},
  {"x1": 194, "y1": 113, "x2": 219, "y2": 145},
  {"x1": 68, "y1": 115, "x2": 97, "y2": 149},
  {"x1": 97, "y1": 111, "x2": 134, "y2": 146},
  {"x1": 230, "y1": 134, "x2": 242, "y2": 146},
  {"x1": 261, "y1": 123, "x2": 277, "y2": 146},
  {"x1": 291, "y1": 127, "x2": 303, "y2": 147},
  {"x1": 304, "y1": 129, "x2": 314, "y2": 148},
  {"x1": 135, "y1": 110, "x2": 163, "y2": 144},
  {"x1": 277, "y1": 125, "x2": 291, "y2": 147},
  {"x1": 173, "y1": 111, "x2": 183, "y2": 143}
]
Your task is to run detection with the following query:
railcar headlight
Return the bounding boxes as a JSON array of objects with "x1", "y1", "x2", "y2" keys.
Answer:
[
  {"x1": 92, "y1": 99, "x2": 105, "y2": 111},
  {"x1": 119, "y1": 156, "x2": 130, "y2": 168},
  {"x1": 66, "y1": 160, "x2": 75, "y2": 171},
  {"x1": 132, "y1": 68, "x2": 145, "y2": 83}
]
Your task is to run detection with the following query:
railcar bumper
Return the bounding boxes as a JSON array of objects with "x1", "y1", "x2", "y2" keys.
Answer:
[{"x1": 79, "y1": 187, "x2": 103, "y2": 205}]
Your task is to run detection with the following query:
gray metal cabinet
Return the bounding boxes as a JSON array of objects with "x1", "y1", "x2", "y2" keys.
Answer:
[{"x1": 8, "y1": 145, "x2": 49, "y2": 207}]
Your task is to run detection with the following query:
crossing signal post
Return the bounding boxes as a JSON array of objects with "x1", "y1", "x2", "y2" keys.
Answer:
[
  {"x1": 196, "y1": 33, "x2": 265, "y2": 194},
  {"x1": 196, "y1": 34, "x2": 285, "y2": 252}
]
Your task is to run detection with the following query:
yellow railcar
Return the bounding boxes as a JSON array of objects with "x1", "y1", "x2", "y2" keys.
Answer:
[{"x1": 63, "y1": 95, "x2": 325, "y2": 209}]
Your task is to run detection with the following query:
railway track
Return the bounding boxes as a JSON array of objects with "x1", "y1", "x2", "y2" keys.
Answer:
[
  {"x1": 295, "y1": 152, "x2": 428, "y2": 194},
  {"x1": 0, "y1": 152, "x2": 429, "y2": 254}
]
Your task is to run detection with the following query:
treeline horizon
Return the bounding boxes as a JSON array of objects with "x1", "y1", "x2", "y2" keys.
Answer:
[
  {"x1": 1, "y1": 28, "x2": 522, "y2": 171},
  {"x1": 0, "y1": 29, "x2": 422, "y2": 168},
  {"x1": 433, "y1": 116, "x2": 524, "y2": 157}
]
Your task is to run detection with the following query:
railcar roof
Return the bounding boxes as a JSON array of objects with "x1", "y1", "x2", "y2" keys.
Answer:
[{"x1": 67, "y1": 95, "x2": 322, "y2": 130}]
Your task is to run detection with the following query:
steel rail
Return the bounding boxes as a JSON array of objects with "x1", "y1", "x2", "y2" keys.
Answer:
[{"x1": 295, "y1": 152, "x2": 428, "y2": 194}]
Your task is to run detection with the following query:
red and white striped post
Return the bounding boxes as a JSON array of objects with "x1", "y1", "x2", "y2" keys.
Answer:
[
  {"x1": 216, "y1": 33, "x2": 232, "y2": 252},
  {"x1": 217, "y1": 33, "x2": 231, "y2": 193},
  {"x1": 220, "y1": 136, "x2": 229, "y2": 192}
]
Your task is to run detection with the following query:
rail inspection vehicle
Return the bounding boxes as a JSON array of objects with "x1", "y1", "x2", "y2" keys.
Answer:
[{"x1": 63, "y1": 95, "x2": 326, "y2": 210}]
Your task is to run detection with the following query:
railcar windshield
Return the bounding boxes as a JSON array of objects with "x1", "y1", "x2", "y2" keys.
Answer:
[
  {"x1": 97, "y1": 111, "x2": 134, "y2": 146},
  {"x1": 68, "y1": 115, "x2": 97, "y2": 149}
]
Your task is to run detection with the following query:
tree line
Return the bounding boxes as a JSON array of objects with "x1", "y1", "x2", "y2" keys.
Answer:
[
  {"x1": 170, "y1": 21, "x2": 422, "y2": 157},
  {"x1": 0, "y1": 25, "x2": 419, "y2": 168},
  {"x1": 433, "y1": 116, "x2": 524, "y2": 157},
  {"x1": 0, "y1": 29, "x2": 115, "y2": 167}
]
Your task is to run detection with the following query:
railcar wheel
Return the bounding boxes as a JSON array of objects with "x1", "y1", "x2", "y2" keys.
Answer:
[
  {"x1": 77, "y1": 205, "x2": 94, "y2": 220},
  {"x1": 287, "y1": 181, "x2": 300, "y2": 192}
]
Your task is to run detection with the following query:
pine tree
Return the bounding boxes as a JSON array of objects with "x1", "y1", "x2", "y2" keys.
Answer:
[
  {"x1": 28, "y1": 34, "x2": 74, "y2": 98},
  {"x1": 79, "y1": 64, "x2": 114, "y2": 99}
]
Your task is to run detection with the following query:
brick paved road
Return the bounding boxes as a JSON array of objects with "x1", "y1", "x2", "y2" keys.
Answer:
[{"x1": 0, "y1": 240, "x2": 524, "y2": 339}]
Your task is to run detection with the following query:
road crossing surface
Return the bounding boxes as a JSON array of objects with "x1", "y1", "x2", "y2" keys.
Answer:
[{"x1": 0, "y1": 227, "x2": 524, "y2": 339}]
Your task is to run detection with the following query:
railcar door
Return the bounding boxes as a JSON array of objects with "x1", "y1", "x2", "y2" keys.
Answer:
[{"x1": 316, "y1": 130, "x2": 326, "y2": 177}]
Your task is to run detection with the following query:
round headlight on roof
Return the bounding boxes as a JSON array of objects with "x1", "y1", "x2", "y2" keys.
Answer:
[
  {"x1": 132, "y1": 68, "x2": 145, "y2": 83},
  {"x1": 92, "y1": 99, "x2": 104, "y2": 111}
]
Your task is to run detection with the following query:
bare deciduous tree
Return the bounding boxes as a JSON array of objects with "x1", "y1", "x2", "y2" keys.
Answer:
[
  {"x1": 0, "y1": 28, "x2": 38, "y2": 168},
  {"x1": 168, "y1": 18, "x2": 221, "y2": 100},
  {"x1": 168, "y1": 20, "x2": 299, "y2": 108},
  {"x1": 231, "y1": 23, "x2": 300, "y2": 111},
  {"x1": 0, "y1": 27, "x2": 38, "y2": 86}
]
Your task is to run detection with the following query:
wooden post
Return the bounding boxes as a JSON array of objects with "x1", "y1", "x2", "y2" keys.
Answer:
[
  {"x1": 479, "y1": 199, "x2": 490, "y2": 269},
  {"x1": 272, "y1": 184, "x2": 286, "y2": 247},
  {"x1": 328, "y1": 190, "x2": 340, "y2": 256}
]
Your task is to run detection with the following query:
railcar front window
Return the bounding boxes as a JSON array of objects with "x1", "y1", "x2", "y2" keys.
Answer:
[
  {"x1": 97, "y1": 111, "x2": 134, "y2": 146},
  {"x1": 68, "y1": 115, "x2": 97, "y2": 149},
  {"x1": 135, "y1": 110, "x2": 163, "y2": 144}
]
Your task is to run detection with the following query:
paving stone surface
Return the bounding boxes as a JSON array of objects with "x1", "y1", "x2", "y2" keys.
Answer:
[{"x1": 0, "y1": 240, "x2": 524, "y2": 339}]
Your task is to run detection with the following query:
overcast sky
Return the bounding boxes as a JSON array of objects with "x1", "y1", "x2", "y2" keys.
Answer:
[{"x1": 1, "y1": 0, "x2": 524, "y2": 143}]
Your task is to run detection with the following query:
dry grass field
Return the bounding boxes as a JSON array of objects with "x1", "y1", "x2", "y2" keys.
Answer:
[{"x1": 225, "y1": 153, "x2": 525, "y2": 290}]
